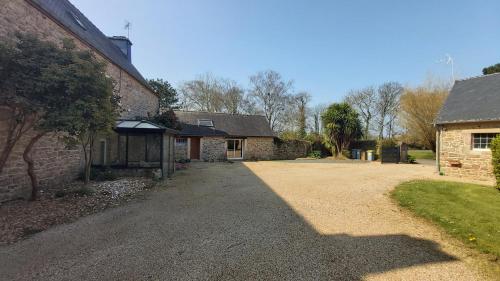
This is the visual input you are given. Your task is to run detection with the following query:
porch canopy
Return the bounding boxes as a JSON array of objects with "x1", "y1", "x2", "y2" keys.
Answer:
[{"x1": 113, "y1": 120, "x2": 178, "y2": 177}]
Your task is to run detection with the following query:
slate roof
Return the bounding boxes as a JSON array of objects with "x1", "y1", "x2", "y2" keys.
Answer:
[
  {"x1": 174, "y1": 111, "x2": 276, "y2": 137},
  {"x1": 29, "y1": 0, "x2": 150, "y2": 90},
  {"x1": 436, "y1": 73, "x2": 500, "y2": 124}
]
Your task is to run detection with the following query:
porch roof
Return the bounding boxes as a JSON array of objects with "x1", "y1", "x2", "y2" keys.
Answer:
[{"x1": 114, "y1": 120, "x2": 178, "y2": 135}]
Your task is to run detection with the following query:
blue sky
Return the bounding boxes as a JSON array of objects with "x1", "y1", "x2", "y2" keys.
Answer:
[{"x1": 72, "y1": 0, "x2": 500, "y2": 105}]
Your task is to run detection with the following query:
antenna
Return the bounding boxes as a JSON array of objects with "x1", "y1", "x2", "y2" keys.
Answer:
[
  {"x1": 437, "y1": 53, "x2": 455, "y2": 82},
  {"x1": 124, "y1": 20, "x2": 131, "y2": 39}
]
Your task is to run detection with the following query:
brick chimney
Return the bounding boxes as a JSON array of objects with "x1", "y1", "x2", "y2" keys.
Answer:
[{"x1": 108, "y1": 36, "x2": 132, "y2": 63}]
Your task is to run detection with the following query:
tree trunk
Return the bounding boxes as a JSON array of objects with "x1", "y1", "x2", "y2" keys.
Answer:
[
  {"x1": 364, "y1": 123, "x2": 370, "y2": 140},
  {"x1": 23, "y1": 132, "x2": 45, "y2": 201},
  {"x1": 0, "y1": 134, "x2": 19, "y2": 174},
  {"x1": 82, "y1": 133, "x2": 95, "y2": 185},
  {"x1": 0, "y1": 114, "x2": 30, "y2": 175}
]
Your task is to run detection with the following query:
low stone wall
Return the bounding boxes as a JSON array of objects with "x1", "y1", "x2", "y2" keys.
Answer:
[
  {"x1": 201, "y1": 137, "x2": 226, "y2": 162},
  {"x1": 273, "y1": 139, "x2": 310, "y2": 160},
  {"x1": 439, "y1": 122, "x2": 499, "y2": 181}
]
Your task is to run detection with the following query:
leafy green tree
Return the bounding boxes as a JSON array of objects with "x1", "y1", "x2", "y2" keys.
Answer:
[
  {"x1": 0, "y1": 34, "x2": 78, "y2": 199},
  {"x1": 321, "y1": 102, "x2": 362, "y2": 157},
  {"x1": 150, "y1": 110, "x2": 180, "y2": 130},
  {"x1": 57, "y1": 47, "x2": 120, "y2": 185},
  {"x1": 147, "y1": 78, "x2": 178, "y2": 110},
  {"x1": 0, "y1": 34, "x2": 119, "y2": 198},
  {"x1": 482, "y1": 63, "x2": 500, "y2": 75}
]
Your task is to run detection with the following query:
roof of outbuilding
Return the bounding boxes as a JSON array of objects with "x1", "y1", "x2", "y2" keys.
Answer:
[
  {"x1": 115, "y1": 120, "x2": 179, "y2": 135},
  {"x1": 29, "y1": 0, "x2": 150, "y2": 90},
  {"x1": 174, "y1": 111, "x2": 277, "y2": 137},
  {"x1": 435, "y1": 73, "x2": 500, "y2": 124}
]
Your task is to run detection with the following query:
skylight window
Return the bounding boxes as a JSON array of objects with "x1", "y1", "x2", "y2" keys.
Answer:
[
  {"x1": 68, "y1": 11, "x2": 87, "y2": 30},
  {"x1": 198, "y1": 119, "x2": 214, "y2": 127}
]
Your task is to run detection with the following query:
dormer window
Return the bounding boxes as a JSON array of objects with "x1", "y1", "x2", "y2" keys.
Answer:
[{"x1": 198, "y1": 119, "x2": 213, "y2": 127}]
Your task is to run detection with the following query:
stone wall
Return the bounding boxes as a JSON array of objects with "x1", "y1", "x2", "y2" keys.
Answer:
[
  {"x1": 201, "y1": 137, "x2": 226, "y2": 162},
  {"x1": 0, "y1": 116, "x2": 82, "y2": 202},
  {"x1": 439, "y1": 122, "x2": 500, "y2": 181},
  {"x1": 245, "y1": 137, "x2": 274, "y2": 160},
  {"x1": 273, "y1": 139, "x2": 311, "y2": 160},
  {"x1": 0, "y1": 1, "x2": 158, "y2": 201}
]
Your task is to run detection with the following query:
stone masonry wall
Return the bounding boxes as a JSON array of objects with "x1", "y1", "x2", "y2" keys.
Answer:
[
  {"x1": 0, "y1": 0, "x2": 158, "y2": 201},
  {"x1": 201, "y1": 137, "x2": 226, "y2": 162},
  {"x1": 245, "y1": 137, "x2": 274, "y2": 160},
  {"x1": 439, "y1": 122, "x2": 500, "y2": 181},
  {"x1": 273, "y1": 139, "x2": 311, "y2": 160}
]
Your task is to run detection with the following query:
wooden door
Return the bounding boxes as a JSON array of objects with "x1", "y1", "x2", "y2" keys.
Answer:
[{"x1": 190, "y1": 137, "x2": 200, "y2": 159}]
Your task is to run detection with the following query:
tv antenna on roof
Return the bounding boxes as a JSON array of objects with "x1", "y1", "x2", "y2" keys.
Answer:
[
  {"x1": 437, "y1": 53, "x2": 455, "y2": 82},
  {"x1": 124, "y1": 20, "x2": 131, "y2": 39}
]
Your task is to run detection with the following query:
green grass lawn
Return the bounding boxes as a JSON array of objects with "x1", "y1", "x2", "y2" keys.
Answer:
[
  {"x1": 392, "y1": 180, "x2": 500, "y2": 259},
  {"x1": 408, "y1": 149, "x2": 435, "y2": 159}
]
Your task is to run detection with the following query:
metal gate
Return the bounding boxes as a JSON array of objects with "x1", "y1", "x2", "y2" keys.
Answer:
[{"x1": 381, "y1": 147, "x2": 400, "y2": 163}]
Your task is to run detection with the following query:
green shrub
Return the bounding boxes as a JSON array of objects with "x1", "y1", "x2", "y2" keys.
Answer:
[
  {"x1": 308, "y1": 150, "x2": 321, "y2": 159},
  {"x1": 407, "y1": 154, "x2": 417, "y2": 164},
  {"x1": 490, "y1": 136, "x2": 500, "y2": 190}
]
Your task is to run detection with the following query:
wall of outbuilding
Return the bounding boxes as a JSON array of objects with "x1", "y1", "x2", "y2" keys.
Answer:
[
  {"x1": 438, "y1": 122, "x2": 500, "y2": 181},
  {"x1": 201, "y1": 137, "x2": 227, "y2": 162}
]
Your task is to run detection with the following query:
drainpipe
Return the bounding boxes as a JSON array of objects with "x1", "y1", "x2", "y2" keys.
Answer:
[{"x1": 436, "y1": 125, "x2": 441, "y2": 174}]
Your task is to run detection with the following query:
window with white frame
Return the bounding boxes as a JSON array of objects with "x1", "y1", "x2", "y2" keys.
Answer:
[
  {"x1": 175, "y1": 138, "x2": 187, "y2": 146},
  {"x1": 198, "y1": 119, "x2": 214, "y2": 127},
  {"x1": 472, "y1": 133, "x2": 498, "y2": 150}
]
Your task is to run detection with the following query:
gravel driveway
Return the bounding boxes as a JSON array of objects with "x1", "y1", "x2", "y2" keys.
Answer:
[{"x1": 0, "y1": 161, "x2": 487, "y2": 280}]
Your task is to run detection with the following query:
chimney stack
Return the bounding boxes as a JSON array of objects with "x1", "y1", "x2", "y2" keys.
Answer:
[{"x1": 108, "y1": 36, "x2": 132, "y2": 63}]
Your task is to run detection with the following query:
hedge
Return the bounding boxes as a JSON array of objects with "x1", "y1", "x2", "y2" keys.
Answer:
[{"x1": 490, "y1": 135, "x2": 500, "y2": 190}]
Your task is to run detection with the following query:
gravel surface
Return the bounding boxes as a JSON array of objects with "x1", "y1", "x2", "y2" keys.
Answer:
[
  {"x1": 0, "y1": 161, "x2": 490, "y2": 280},
  {"x1": 0, "y1": 178, "x2": 153, "y2": 245}
]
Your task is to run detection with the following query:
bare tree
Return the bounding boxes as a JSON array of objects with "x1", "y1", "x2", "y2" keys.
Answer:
[
  {"x1": 294, "y1": 92, "x2": 311, "y2": 138},
  {"x1": 310, "y1": 103, "x2": 327, "y2": 134},
  {"x1": 179, "y1": 73, "x2": 223, "y2": 112},
  {"x1": 400, "y1": 85, "x2": 448, "y2": 151},
  {"x1": 218, "y1": 79, "x2": 246, "y2": 114},
  {"x1": 248, "y1": 70, "x2": 293, "y2": 132},
  {"x1": 179, "y1": 74, "x2": 256, "y2": 114},
  {"x1": 375, "y1": 82, "x2": 403, "y2": 139},
  {"x1": 344, "y1": 86, "x2": 376, "y2": 139}
]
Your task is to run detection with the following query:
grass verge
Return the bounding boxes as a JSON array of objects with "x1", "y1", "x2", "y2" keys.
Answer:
[
  {"x1": 391, "y1": 180, "x2": 500, "y2": 259},
  {"x1": 408, "y1": 149, "x2": 435, "y2": 160}
]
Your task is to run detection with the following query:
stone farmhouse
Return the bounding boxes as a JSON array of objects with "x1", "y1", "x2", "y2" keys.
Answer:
[
  {"x1": 436, "y1": 73, "x2": 500, "y2": 181},
  {"x1": 0, "y1": 0, "x2": 176, "y2": 202},
  {"x1": 174, "y1": 111, "x2": 277, "y2": 161}
]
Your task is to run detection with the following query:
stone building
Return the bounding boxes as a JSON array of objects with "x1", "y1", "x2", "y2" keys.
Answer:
[
  {"x1": 174, "y1": 111, "x2": 277, "y2": 161},
  {"x1": 435, "y1": 73, "x2": 500, "y2": 181},
  {"x1": 174, "y1": 111, "x2": 310, "y2": 161},
  {"x1": 0, "y1": 0, "x2": 174, "y2": 202}
]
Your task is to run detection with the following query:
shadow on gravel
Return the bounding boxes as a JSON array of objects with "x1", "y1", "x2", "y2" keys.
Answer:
[{"x1": 0, "y1": 162, "x2": 458, "y2": 281}]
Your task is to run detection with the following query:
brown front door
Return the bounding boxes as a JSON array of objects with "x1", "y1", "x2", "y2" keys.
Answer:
[{"x1": 190, "y1": 137, "x2": 200, "y2": 159}]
